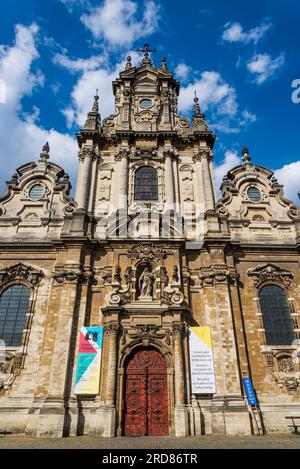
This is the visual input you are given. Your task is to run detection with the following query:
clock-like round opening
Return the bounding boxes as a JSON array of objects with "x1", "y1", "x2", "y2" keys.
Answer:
[
  {"x1": 29, "y1": 184, "x2": 45, "y2": 201},
  {"x1": 247, "y1": 186, "x2": 262, "y2": 203},
  {"x1": 139, "y1": 98, "x2": 153, "y2": 109}
]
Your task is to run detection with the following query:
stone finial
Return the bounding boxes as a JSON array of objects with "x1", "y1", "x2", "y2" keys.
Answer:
[
  {"x1": 82, "y1": 90, "x2": 101, "y2": 129},
  {"x1": 92, "y1": 89, "x2": 99, "y2": 113},
  {"x1": 161, "y1": 56, "x2": 167, "y2": 71},
  {"x1": 125, "y1": 56, "x2": 132, "y2": 70},
  {"x1": 193, "y1": 91, "x2": 201, "y2": 116},
  {"x1": 40, "y1": 142, "x2": 50, "y2": 161},
  {"x1": 192, "y1": 91, "x2": 208, "y2": 130},
  {"x1": 242, "y1": 145, "x2": 252, "y2": 164}
]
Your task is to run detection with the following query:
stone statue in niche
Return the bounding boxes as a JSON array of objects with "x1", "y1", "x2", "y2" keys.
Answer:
[{"x1": 139, "y1": 267, "x2": 155, "y2": 299}]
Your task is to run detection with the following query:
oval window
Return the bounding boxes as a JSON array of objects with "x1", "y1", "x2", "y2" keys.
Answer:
[
  {"x1": 247, "y1": 186, "x2": 261, "y2": 203},
  {"x1": 139, "y1": 98, "x2": 153, "y2": 109},
  {"x1": 29, "y1": 184, "x2": 45, "y2": 201}
]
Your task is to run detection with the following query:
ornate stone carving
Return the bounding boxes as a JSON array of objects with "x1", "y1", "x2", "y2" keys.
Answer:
[
  {"x1": 0, "y1": 353, "x2": 23, "y2": 393},
  {"x1": 162, "y1": 288, "x2": 185, "y2": 306},
  {"x1": 104, "y1": 323, "x2": 119, "y2": 336},
  {"x1": 264, "y1": 351, "x2": 300, "y2": 392},
  {"x1": 115, "y1": 148, "x2": 130, "y2": 161},
  {"x1": 193, "y1": 149, "x2": 212, "y2": 162},
  {"x1": 199, "y1": 268, "x2": 238, "y2": 287},
  {"x1": 63, "y1": 200, "x2": 77, "y2": 215},
  {"x1": 52, "y1": 265, "x2": 93, "y2": 285},
  {"x1": 247, "y1": 263, "x2": 293, "y2": 289},
  {"x1": 0, "y1": 263, "x2": 44, "y2": 286},
  {"x1": 128, "y1": 242, "x2": 167, "y2": 260},
  {"x1": 278, "y1": 356, "x2": 294, "y2": 373},
  {"x1": 127, "y1": 325, "x2": 165, "y2": 340},
  {"x1": 78, "y1": 148, "x2": 95, "y2": 161},
  {"x1": 135, "y1": 111, "x2": 154, "y2": 123},
  {"x1": 109, "y1": 285, "x2": 133, "y2": 306}
]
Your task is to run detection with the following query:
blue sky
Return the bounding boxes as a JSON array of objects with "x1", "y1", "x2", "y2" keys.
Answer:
[{"x1": 0, "y1": 0, "x2": 299, "y2": 201}]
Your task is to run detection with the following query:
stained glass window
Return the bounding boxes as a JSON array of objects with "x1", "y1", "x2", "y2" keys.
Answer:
[
  {"x1": 259, "y1": 285, "x2": 295, "y2": 345},
  {"x1": 0, "y1": 285, "x2": 30, "y2": 347},
  {"x1": 134, "y1": 166, "x2": 158, "y2": 201}
]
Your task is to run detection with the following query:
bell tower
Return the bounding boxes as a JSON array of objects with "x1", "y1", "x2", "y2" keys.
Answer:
[{"x1": 74, "y1": 46, "x2": 218, "y2": 243}]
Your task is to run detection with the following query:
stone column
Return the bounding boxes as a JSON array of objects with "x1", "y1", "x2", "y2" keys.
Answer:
[
  {"x1": 164, "y1": 150, "x2": 175, "y2": 209},
  {"x1": 105, "y1": 323, "x2": 119, "y2": 405},
  {"x1": 101, "y1": 322, "x2": 119, "y2": 437},
  {"x1": 75, "y1": 148, "x2": 94, "y2": 210},
  {"x1": 173, "y1": 323, "x2": 188, "y2": 436},
  {"x1": 118, "y1": 151, "x2": 129, "y2": 211},
  {"x1": 201, "y1": 151, "x2": 215, "y2": 211}
]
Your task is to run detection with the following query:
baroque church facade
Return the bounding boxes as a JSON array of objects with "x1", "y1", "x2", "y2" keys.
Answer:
[{"x1": 0, "y1": 49, "x2": 299, "y2": 438}]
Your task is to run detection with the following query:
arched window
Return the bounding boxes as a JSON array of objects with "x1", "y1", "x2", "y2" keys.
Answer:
[
  {"x1": 134, "y1": 166, "x2": 158, "y2": 201},
  {"x1": 259, "y1": 285, "x2": 295, "y2": 346},
  {"x1": 0, "y1": 285, "x2": 30, "y2": 347}
]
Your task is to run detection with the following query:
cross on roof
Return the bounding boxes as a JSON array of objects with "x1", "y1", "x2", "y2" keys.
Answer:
[{"x1": 136, "y1": 43, "x2": 157, "y2": 60}]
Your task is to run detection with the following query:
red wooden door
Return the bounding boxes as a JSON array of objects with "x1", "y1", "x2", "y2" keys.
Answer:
[{"x1": 124, "y1": 348, "x2": 169, "y2": 437}]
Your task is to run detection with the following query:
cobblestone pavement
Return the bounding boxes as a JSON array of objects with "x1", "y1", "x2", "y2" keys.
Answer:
[{"x1": 0, "y1": 435, "x2": 300, "y2": 449}]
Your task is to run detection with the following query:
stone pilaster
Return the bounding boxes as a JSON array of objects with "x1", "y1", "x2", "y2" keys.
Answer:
[
  {"x1": 117, "y1": 150, "x2": 129, "y2": 211},
  {"x1": 164, "y1": 150, "x2": 175, "y2": 209},
  {"x1": 173, "y1": 323, "x2": 188, "y2": 436}
]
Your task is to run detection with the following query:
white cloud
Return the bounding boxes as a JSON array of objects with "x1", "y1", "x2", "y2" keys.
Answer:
[
  {"x1": 60, "y1": 51, "x2": 140, "y2": 128},
  {"x1": 80, "y1": 0, "x2": 160, "y2": 48},
  {"x1": 174, "y1": 63, "x2": 192, "y2": 83},
  {"x1": 274, "y1": 161, "x2": 300, "y2": 204},
  {"x1": 246, "y1": 53, "x2": 285, "y2": 85},
  {"x1": 0, "y1": 24, "x2": 77, "y2": 193},
  {"x1": 222, "y1": 21, "x2": 272, "y2": 45},
  {"x1": 58, "y1": 0, "x2": 89, "y2": 13},
  {"x1": 179, "y1": 71, "x2": 238, "y2": 116},
  {"x1": 214, "y1": 150, "x2": 241, "y2": 193},
  {"x1": 53, "y1": 52, "x2": 108, "y2": 73}
]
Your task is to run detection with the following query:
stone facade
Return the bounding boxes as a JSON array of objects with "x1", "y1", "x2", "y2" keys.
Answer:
[{"x1": 0, "y1": 52, "x2": 299, "y2": 438}]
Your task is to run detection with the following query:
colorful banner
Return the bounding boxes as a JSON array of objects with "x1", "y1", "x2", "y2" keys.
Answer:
[
  {"x1": 75, "y1": 326, "x2": 103, "y2": 395},
  {"x1": 189, "y1": 326, "x2": 216, "y2": 394},
  {"x1": 243, "y1": 378, "x2": 257, "y2": 406}
]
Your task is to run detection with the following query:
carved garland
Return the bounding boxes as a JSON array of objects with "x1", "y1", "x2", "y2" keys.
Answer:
[
  {"x1": 247, "y1": 263, "x2": 293, "y2": 289},
  {"x1": 199, "y1": 268, "x2": 239, "y2": 287},
  {"x1": 52, "y1": 266, "x2": 94, "y2": 285},
  {"x1": 0, "y1": 263, "x2": 44, "y2": 287}
]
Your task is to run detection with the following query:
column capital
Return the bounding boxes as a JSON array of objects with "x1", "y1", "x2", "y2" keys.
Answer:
[
  {"x1": 104, "y1": 322, "x2": 120, "y2": 336},
  {"x1": 115, "y1": 148, "x2": 130, "y2": 161},
  {"x1": 78, "y1": 147, "x2": 95, "y2": 162},
  {"x1": 193, "y1": 149, "x2": 212, "y2": 162},
  {"x1": 163, "y1": 148, "x2": 178, "y2": 160}
]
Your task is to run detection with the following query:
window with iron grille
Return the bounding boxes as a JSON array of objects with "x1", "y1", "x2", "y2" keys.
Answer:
[
  {"x1": 134, "y1": 166, "x2": 158, "y2": 201},
  {"x1": 259, "y1": 285, "x2": 295, "y2": 345},
  {"x1": 0, "y1": 285, "x2": 30, "y2": 347}
]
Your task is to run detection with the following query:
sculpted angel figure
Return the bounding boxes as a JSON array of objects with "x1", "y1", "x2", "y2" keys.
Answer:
[{"x1": 139, "y1": 267, "x2": 155, "y2": 297}]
